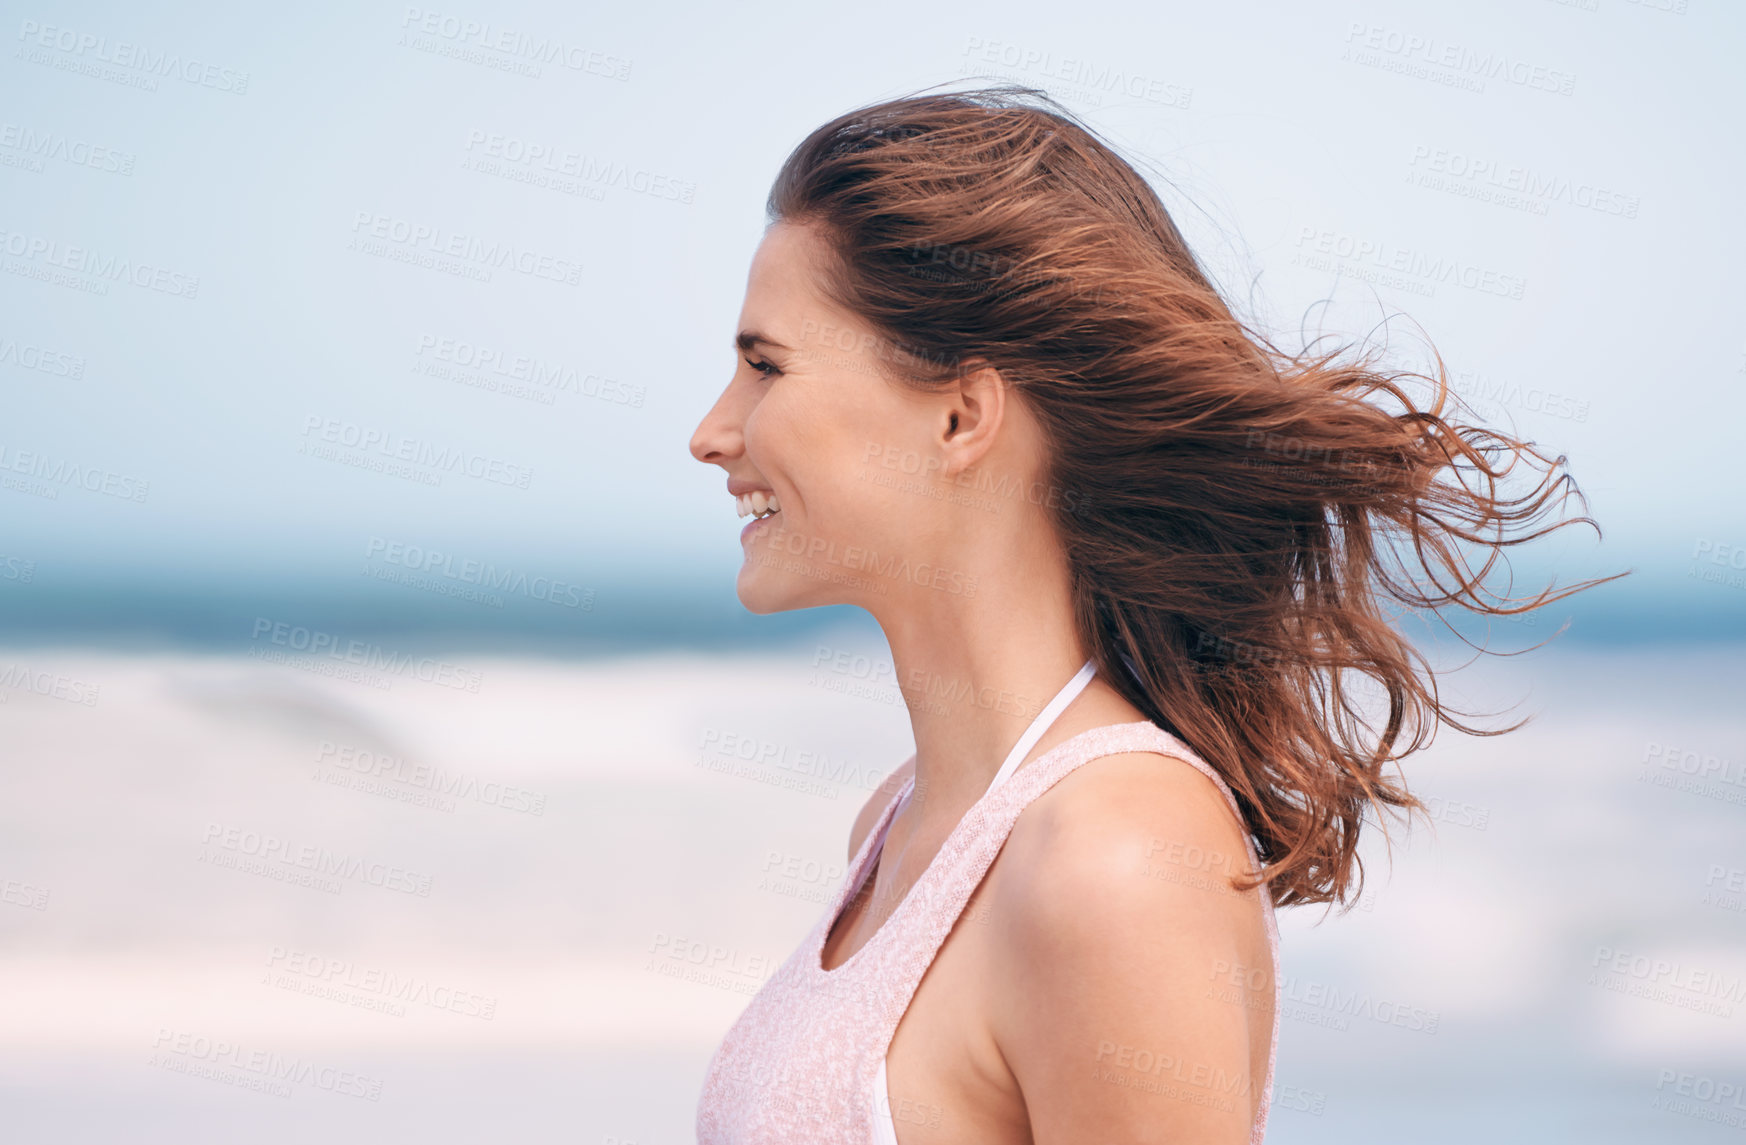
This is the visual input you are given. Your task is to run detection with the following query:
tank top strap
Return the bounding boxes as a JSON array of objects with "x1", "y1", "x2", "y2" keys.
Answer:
[{"x1": 880, "y1": 720, "x2": 1261, "y2": 1012}]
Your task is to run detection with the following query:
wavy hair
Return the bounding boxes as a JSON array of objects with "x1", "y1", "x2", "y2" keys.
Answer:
[{"x1": 767, "y1": 86, "x2": 1619, "y2": 908}]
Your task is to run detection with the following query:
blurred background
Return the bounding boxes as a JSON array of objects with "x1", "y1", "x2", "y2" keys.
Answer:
[{"x1": 2, "y1": 0, "x2": 1743, "y2": 1141}]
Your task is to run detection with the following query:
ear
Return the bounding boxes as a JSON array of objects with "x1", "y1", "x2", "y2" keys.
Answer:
[{"x1": 936, "y1": 360, "x2": 1007, "y2": 478}]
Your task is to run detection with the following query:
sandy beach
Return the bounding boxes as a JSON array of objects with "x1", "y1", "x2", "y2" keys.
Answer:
[{"x1": 1, "y1": 636, "x2": 1742, "y2": 1141}]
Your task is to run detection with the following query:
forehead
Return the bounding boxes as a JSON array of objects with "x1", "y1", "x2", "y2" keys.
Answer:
[{"x1": 741, "y1": 221, "x2": 849, "y2": 339}]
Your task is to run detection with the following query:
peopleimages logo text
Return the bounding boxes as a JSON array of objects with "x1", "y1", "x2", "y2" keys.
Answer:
[
  {"x1": 399, "y1": 9, "x2": 630, "y2": 79},
  {"x1": 248, "y1": 617, "x2": 485, "y2": 693},
  {"x1": 149, "y1": 1029, "x2": 382, "y2": 1100},
  {"x1": 298, "y1": 416, "x2": 533, "y2": 489},
  {"x1": 200, "y1": 823, "x2": 435, "y2": 896},
  {"x1": 0, "y1": 443, "x2": 149, "y2": 501},
  {"x1": 365, "y1": 537, "x2": 591, "y2": 609},
  {"x1": 349, "y1": 212, "x2": 582, "y2": 286},
  {"x1": 0, "y1": 226, "x2": 199, "y2": 298},
  {"x1": 15, "y1": 20, "x2": 251, "y2": 93}
]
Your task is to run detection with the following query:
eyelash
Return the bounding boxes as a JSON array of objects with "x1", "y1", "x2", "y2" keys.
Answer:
[{"x1": 744, "y1": 356, "x2": 781, "y2": 378}]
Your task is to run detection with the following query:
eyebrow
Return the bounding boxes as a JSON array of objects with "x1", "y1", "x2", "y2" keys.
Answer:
[{"x1": 735, "y1": 330, "x2": 792, "y2": 354}]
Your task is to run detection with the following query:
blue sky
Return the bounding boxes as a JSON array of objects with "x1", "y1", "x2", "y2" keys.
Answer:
[{"x1": 2, "y1": 0, "x2": 1741, "y2": 642}]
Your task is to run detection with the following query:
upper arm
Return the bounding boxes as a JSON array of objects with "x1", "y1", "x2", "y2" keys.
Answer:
[
  {"x1": 986, "y1": 752, "x2": 1272, "y2": 1145},
  {"x1": 847, "y1": 754, "x2": 915, "y2": 862}
]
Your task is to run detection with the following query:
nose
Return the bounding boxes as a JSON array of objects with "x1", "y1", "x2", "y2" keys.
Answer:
[{"x1": 689, "y1": 376, "x2": 749, "y2": 467}]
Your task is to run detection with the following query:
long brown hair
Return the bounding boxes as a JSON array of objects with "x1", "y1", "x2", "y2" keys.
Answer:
[{"x1": 767, "y1": 86, "x2": 1619, "y2": 908}]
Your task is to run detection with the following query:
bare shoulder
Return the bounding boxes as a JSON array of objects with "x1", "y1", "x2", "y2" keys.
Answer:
[
  {"x1": 983, "y1": 750, "x2": 1274, "y2": 1142},
  {"x1": 993, "y1": 749, "x2": 1267, "y2": 958},
  {"x1": 846, "y1": 754, "x2": 915, "y2": 862},
  {"x1": 1004, "y1": 749, "x2": 1260, "y2": 897}
]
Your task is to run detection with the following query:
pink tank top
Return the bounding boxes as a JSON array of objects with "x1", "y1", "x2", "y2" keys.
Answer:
[{"x1": 696, "y1": 663, "x2": 1282, "y2": 1143}]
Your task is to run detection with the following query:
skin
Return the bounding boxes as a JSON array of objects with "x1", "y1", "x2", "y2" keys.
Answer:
[{"x1": 688, "y1": 220, "x2": 1275, "y2": 1143}]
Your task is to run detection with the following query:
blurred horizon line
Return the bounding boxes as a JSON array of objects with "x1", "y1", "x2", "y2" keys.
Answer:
[{"x1": 0, "y1": 572, "x2": 1737, "y2": 656}]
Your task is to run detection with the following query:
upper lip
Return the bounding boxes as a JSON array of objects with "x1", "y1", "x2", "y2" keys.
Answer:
[{"x1": 726, "y1": 478, "x2": 773, "y2": 496}]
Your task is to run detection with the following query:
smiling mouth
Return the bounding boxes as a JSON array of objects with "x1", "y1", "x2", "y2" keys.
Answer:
[{"x1": 735, "y1": 491, "x2": 781, "y2": 521}]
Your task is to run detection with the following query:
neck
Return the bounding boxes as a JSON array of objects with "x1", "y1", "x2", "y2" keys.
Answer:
[{"x1": 871, "y1": 545, "x2": 1093, "y2": 829}]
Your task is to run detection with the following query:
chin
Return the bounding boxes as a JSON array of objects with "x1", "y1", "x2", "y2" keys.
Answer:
[{"x1": 735, "y1": 566, "x2": 795, "y2": 615}]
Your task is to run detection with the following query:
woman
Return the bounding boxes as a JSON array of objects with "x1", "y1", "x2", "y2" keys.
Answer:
[{"x1": 687, "y1": 86, "x2": 1608, "y2": 1144}]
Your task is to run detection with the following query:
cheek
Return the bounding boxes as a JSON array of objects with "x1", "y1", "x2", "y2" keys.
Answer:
[
  {"x1": 740, "y1": 382, "x2": 783, "y2": 446},
  {"x1": 747, "y1": 372, "x2": 914, "y2": 536},
  {"x1": 746, "y1": 384, "x2": 845, "y2": 479},
  {"x1": 742, "y1": 393, "x2": 822, "y2": 511}
]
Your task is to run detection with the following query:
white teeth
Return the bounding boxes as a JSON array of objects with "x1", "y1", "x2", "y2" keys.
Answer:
[{"x1": 733, "y1": 490, "x2": 782, "y2": 520}]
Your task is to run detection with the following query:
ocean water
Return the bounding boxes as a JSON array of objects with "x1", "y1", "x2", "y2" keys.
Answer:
[{"x1": 0, "y1": 635, "x2": 1742, "y2": 1143}]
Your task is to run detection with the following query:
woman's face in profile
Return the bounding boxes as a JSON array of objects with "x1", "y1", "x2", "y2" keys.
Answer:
[{"x1": 690, "y1": 222, "x2": 947, "y2": 615}]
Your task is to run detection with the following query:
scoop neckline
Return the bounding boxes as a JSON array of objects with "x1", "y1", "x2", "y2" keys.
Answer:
[{"x1": 811, "y1": 720, "x2": 1157, "y2": 977}]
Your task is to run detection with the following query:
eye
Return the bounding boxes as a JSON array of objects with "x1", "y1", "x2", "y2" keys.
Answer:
[{"x1": 743, "y1": 356, "x2": 781, "y2": 378}]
